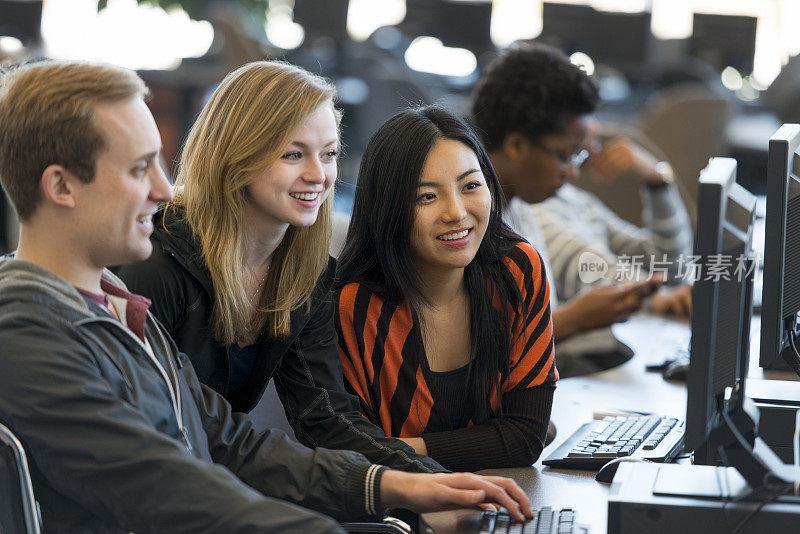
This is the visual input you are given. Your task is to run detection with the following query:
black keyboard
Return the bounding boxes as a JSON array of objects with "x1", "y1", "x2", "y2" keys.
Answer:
[
  {"x1": 542, "y1": 415, "x2": 684, "y2": 470},
  {"x1": 465, "y1": 507, "x2": 589, "y2": 534}
]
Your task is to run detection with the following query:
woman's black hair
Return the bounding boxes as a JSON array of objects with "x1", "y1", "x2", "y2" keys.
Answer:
[{"x1": 337, "y1": 105, "x2": 524, "y2": 424}]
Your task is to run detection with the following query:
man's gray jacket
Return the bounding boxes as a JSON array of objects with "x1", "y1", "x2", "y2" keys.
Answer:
[{"x1": 0, "y1": 258, "x2": 385, "y2": 533}]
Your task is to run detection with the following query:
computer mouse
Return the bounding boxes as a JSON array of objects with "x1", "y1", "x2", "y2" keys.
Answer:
[
  {"x1": 663, "y1": 360, "x2": 689, "y2": 382},
  {"x1": 594, "y1": 458, "x2": 651, "y2": 483}
]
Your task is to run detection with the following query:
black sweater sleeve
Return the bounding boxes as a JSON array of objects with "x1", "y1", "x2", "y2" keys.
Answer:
[{"x1": 421, "y1": 383, "x2": 555, "y2": 472}]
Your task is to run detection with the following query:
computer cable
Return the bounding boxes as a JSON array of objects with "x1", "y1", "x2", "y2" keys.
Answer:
[
  {"x1": 730, "y1": 486, "x2": 790, "y2": 534},
  {"x1": 783, "y1": 317, "x2": 800, "y2": 377},
  {"x1": 720, "y1": 402, "x2": 793, "y2": 492},
  {"x1": 713, "y1": 455, "x2": 735, "y2": 532},
  {"x1": 794, "y1": 408, "x2": 800, "y2": 495},
  {"x1": 715, "y1": 444, "x2": 789, "y2": 534}
]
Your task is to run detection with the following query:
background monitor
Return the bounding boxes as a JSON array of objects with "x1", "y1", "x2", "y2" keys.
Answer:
[
  {"x1": 760, "y1": 124, "x2": 800, "y2": 374},
  {"x1": 293, "y1": 0, "x2": 349, "y2": 43},
  {"x1": 689, "y1": 13, "x2": 757, "y2": 75},
  {"x1": 0, "y1": 0, "x2": 42, "y2": 47},
  {"x1": 685, "y1": 157, "x2": 757, "y2": 465},
  {"x1": 536, "y1": 3, "x2": 652, "y2": 81},
  {"x1": 401, "y1": 0, "x2": 494, "y2": 59}
]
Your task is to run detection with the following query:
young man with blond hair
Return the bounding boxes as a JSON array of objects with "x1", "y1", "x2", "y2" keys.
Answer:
[{"x1": 0, "y1": 60, "x2": 532, "y2": 533}]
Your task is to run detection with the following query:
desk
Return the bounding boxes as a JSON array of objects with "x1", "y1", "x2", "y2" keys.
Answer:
[{"x1": 421, "y1": 313, "x2": 800, "y2": 533}]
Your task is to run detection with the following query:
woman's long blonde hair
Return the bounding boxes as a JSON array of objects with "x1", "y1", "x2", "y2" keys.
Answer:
[{"x1": 171, "y1": 60, "x2": 337, "y2": 343}]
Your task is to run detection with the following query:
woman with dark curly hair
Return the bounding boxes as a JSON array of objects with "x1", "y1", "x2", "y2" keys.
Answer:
[{"x1": 335, "y1": 106, "x2": 557, "y2": 472}]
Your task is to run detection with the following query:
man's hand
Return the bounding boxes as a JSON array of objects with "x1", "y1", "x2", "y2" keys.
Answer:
[
  {"x1": 380, "y1": 471, "x2": 534, "y2": 522},
  {"x1": 553, "y1": 278, "x2": 663, "y2": 340},
  {"x1": 586, "y1": 137, "x2": 666, "y2": 186},
  {"x1": 648, "y1": 284, "x2": 692, "y2": 319}
]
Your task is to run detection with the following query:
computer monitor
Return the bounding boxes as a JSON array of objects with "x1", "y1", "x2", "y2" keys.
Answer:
[
  {"x1": 537, "y1": 3, "x2": 652, "y2": 80},
  {"x1": 293, "y1": 0, "x2": 349, "y2": 43},
  {"x1": 0, "y1": 0, "x2": 43, "y2": 47},
  {"x1": 401, "y1": 0, "x2": 494, "y2": 59},
  {"x1": 685, "y1": 157, "x2": 757, "y2": 465},
  {"x1": 689, "y1": 13, "x2": 757, "y2": 75},
  {"x1": 760, "y1": 124, "x2": 800, "y2": 374}
]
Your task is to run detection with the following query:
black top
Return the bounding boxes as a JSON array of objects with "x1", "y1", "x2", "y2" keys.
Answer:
[
  {"x1": 115, "y1": 206, "x2": 443, "y2": 473},
  {"x1": 227, "y1": 342, "x2": 261, "y2": 397},
  {"x1": 427, "y1": 364, "x2": 470, "y2": 429}
]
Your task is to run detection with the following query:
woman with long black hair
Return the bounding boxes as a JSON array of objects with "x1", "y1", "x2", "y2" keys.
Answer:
[{"x1": 336, "y1": 106, "x2": 558, "y2": 472}]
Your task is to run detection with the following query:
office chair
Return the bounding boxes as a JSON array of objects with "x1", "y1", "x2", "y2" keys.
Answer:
[
  {"x1": 0, "y1": 423, "x2": 42, "y2": 534},
  {"x1": 638, "y1": 82, "x2": 735, "y2": 228},
  {"x1": 1, "y1": 192, "x2": 19, "y2": 255}
]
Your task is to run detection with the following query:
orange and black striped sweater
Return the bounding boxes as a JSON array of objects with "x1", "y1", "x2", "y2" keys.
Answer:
[{"x1": 335, "y1": 241, "x2": 558, "y2": 472}]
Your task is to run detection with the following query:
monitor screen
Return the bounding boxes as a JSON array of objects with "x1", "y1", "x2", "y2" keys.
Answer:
[
  {"x1": 760, "y1": 124, "x2": 800, "y2": 373},
  {"x1": 689, "y1": 13, "x2": 757, "y2": 75},
  {"x1": 401, "y1": 0, "x2": 494, "y2": 58},
  {"x1": 0, "y1": 0, "x2": 42, "y2": 47},
  {"x1": 685, "y1": 157, "x2": 757, "y2": 464},
  {"x1": 293, "y1": 0, "x2": 349, "y2": 42},
  {"x1": 537, "y1": 3, "x2": 652, "y2": 80}
]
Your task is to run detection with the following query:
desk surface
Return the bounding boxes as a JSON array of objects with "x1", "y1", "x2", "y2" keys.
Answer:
[{"x1": 420, "y1": 313, "x2": 799, "y2": 534}]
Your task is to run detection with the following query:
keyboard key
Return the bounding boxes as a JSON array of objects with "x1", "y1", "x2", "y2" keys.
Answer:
[
  {"x1": 496, "y1": 514, "x2": 511, "y2": 532},
  {"x1": 537, "y1": 509, "x2": 554, "y2": 534},
  {"x1": 525, "y1": 515, "x2": 538, "y2": 533}
]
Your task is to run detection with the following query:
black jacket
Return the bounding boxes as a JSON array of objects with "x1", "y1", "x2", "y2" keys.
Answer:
[
  {"x1": 116, "y1": 208, "x2": 442, "y2": 473},
  {"x1": 0, "y1": 259, "x2": 384, "y2": 533}
]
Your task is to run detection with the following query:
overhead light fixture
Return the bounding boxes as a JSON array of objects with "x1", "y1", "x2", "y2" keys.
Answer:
[
  {"x1": 404, "y1": 36, "x2": 477, "y2": 77},
  {"x1": 346, "y1": 0, "x2": 405, "y2": 42}
]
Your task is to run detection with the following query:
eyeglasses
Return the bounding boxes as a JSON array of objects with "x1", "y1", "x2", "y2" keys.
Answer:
[{"x1": 534, "y1": 143, "x2": 590, "y2": 168}]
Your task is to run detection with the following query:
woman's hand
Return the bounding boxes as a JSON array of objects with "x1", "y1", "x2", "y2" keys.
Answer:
[{"x1": 380, "y1": 471, "x2": 534, "y2": 522}]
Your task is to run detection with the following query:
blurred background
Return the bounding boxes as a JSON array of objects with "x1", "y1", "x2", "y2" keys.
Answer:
[{"x1": 2, "y1": 0, "x2": 799, "y2": 252}]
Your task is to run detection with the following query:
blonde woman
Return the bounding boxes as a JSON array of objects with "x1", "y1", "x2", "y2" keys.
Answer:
[{"x1": 118, "y1": 61, "x2": 442, "y2": 472}]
